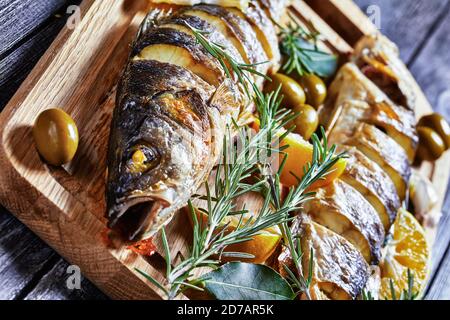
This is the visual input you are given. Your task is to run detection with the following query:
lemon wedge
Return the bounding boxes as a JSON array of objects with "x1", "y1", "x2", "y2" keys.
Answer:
[
  {"x1": 188, "y1": 205, "x2": 282, "y2": 264},
  {"x1": 379, "y1": 209, "x2": 430, "y2": 299}
]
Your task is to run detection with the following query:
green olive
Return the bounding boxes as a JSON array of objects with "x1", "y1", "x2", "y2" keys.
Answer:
[
  {"x1": 418, "y1": 113, "x2": 450, "y2": 150},
  {"x1": 296, "y1": 74, "x2": 327, "y2": 109},
  {"x1": 288, "y1": 104, "x2": 319, "y2": 140},
  {"x1": 264, "y1": 73, "x2": 306, "y2": 109},
  {"x1": 33, "y1": 108, "x2": 79, "y2": 166},
  {"x1": 416, "y1": 127, "x2": 446, "y2": 162}
]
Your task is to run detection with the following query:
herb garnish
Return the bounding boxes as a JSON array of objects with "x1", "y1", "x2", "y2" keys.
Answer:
[
  {"x1": 362, "y1": 269, "x2": 419, "y2": 300},
  {"x1": 389, "y1": 269, "x2": 419, "y2": 300},
  {"x1": 135, "y1": 22, "x2": 344, "y2": 300},
  {"x1": 278, "y1": 18, "x2": 338, "y2": 78}
]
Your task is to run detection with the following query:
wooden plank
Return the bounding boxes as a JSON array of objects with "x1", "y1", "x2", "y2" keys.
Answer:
[
  {"x1": 0, "y1": 0, "x2": 92, "y2": 300},
  {"x1": 409, "y1": 8, "x2": 450, "y2": 298},
  {"x1": 0, "y1": 0, "x2": 448, "y2": 300},
  {"x1": 24, "y1": 259, "x2": 107, "y2": 300},
  {"x1": 354, "y1": 0, "x2": 450, "y2": 63},
  {"x1": 0, "y1": 15, "x2": 68, "y2": 109},
  {"x1": 0, "y1": 0, "x2": 167, "y2": 300},
  {"x1": 0, "y1": 0, "x2": 71, "y2": 57},
  {"x1": 0, "y1": 206, "x2": 57, "y2": 300},
  {"x1": 409, "y1": 11, "x2": 450, "y2": 119},
  {"x1": 289, "y1": 1, "x2": 352, "y2": 55},
  {"x1": 427, "y1": 234, "x2": 450, "y2": 299},
  {"x1": 304, "y1": 0, "x2": 378, "y2": 45}
]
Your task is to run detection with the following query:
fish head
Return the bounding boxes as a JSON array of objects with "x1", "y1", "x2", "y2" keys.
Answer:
[{"x1": 106, "y1": 95, "x2": 206, "y2": 241}]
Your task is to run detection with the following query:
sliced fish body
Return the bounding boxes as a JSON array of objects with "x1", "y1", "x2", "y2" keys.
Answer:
[
  {"x1": 338, "y1": 146, "x2": 400, "y2": 231},
  {"x1": 279, "y1": 217, "x2": 370, "y2": 300},
  {"x1": 363, "y1": 266, "x2": 381, "y2": 300},
  {"x1": 326, "y1": 63, "x2": 418, "y2": 162},
  {"x1": 352, "y1": 34, "x2": 416, "y2": 111},
  {"x1": 180, "y1": 5, "x2": 269, "y2": 86},
  {"x1": 133, "y1": 27, "x2": 225, "y2": 87},
  {"x1": 258, "y1": 0, "x2": 291, "y2": 21},
  {"x1": 328, "y1": 102, "x2": 411, "y2": 201},
  {"x1": 158, "y1": 13, "x2": 245, "y2": 69},
  {"x1": 302, "y1": 180, "x2": 385, "y2": 264},
  {"x1": 346, "y1": 123, "x2": 411, "y2": 201},
  {"x1": 228, "y1": 1, "x2": 281, "y2": 73},
  {"x1": 107, "y1": 60, "x2": 239, "y2": 240}
]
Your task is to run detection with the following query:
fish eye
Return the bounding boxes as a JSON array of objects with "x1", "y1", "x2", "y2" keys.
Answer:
[{"x1": 126, "y1": 143, "x2": 159, "y2": 174}]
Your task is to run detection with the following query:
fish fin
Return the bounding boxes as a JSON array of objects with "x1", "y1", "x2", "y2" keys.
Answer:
[{"x1": 136, "y1": 8, "x2": 173, "y2": 42}]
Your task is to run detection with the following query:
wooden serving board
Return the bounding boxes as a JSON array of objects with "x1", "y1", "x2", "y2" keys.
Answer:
[{"x1": 0, "y1": 0, "x2": 448, "y2": 300}]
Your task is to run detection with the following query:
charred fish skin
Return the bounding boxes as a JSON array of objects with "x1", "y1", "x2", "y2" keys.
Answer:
[
  {"x1": 347, "y1": 123, "x2": 412, "y2": 201},
  {"x1": 327, "y1": 101, "x2": 412, "y2": 201},
  {"x1": 227, "y1": 1, "x2": 281, "y2": 73},
  {"x1": 303, "y1": 180, "x2": 385, "y2": 264},
  {"x1": 133, "y1": 27, "x2": 225, "y2": 87},
  {"x1": 106, "y1": 3, "x2": 285, "y2": 240},
  {"x1": 259, "y1": 0, "x2": 292, "y2": 21},
  {"x1": 279, "y1": 217, "x2": 370, "y2": 300},
  {"x1": 159, "y1": 13, "x2": 245, "y2": 66},
  {"x1": 324, "y1": 63, "x2": 418, "y2": 162},
  {"x1": 352, "y1": 34, "x2": 417, "y2": 112},
  {"x1": 179, "y1": 4, "x2": 269, "y2": 84},
  {"x1": 338, "y1": 146, "x2": 400, "y2": 231},
  {"x1": 107, "y1": 60, "x2": 218, "y2": 240}
]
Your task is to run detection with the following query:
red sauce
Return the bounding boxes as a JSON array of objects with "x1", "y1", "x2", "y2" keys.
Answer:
[{"x1": 128, "y1": 238, "x2": 157, "y2": 257}]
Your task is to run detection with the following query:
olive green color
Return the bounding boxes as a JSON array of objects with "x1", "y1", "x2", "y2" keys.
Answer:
[
  {"x1": 264, "y1": 73, "x2": 306, "y2": 109},
  {"x1": 32, "y1": 108, "x2": 79, "y2": 166}
]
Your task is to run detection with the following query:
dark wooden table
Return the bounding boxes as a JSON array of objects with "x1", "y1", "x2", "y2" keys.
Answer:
[{"x1": 0, "y1": 0, "x2": 449, "y2": 300}]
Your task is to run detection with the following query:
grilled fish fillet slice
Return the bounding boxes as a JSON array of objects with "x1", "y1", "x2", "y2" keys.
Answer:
[
  {"x1": 227, "y1": 1, "x2": 280, "y2": 72},
  {"x1": 258, "y1": 0, "x2": 291, "y2": 21},
  {"x1": 328, "y1": 102, "x2": 411, "y2": 200},
  {"x1": 347, "y1": 123, "x2": 411, "y2": 201},
  {"x1": 338, "y1": 146, "x2": 400, "y2": 231},
  {"x1": 180, "y1": 5, "x2": 269, "y2": 86},
  {"x1": 279, "y1": 217, "x2": 370, "y2": 300},
  {"x1": 302, "y1": 180, "x2": 385, "y2": 264},
  {"x1": 157, "y1": 14, "x2": 247, "y2": 85},
  {"x1": 133, "y1": 27, "x2": 225, "y2": 87},
  {"x1": 325, "y1": 63, "x2": 417, "y2": 162},
  {"x1": 352, "y1": 34, "x2": 416, "y2": 111},
  {"x1": 107, "y1": 60, "x2": 239, "y2": 240}
]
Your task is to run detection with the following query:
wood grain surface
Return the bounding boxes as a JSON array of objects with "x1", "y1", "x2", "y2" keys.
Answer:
[{"x1": 0, "y1": 0, "x2": 449, "y2": 300}]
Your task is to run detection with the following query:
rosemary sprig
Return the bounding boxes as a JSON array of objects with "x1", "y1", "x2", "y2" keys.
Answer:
[
  {"x1": 278, "y1": 18, "x2": 337, "y2": 78},
  {"x1": 139, "y1": 90, "x2": 292, "y2": 300},
  {"x1": 265, "y1": 128, "x2": 346, "y2": 299},
  {"x1": 135, "y1": 26, "x2": 345, "y2": 300},
  {"x1": 389, "y1": 269, "x2": 419, "y2": 300},
  {"x1": 187, "y1": 23, "x2": 269, "y2": 98},
  {"x1": 362, "y1": 289, "x2": 375, "y2": 301},
  {"x1": 362, "y1": 269, "x2": 419, "y2": 300}
]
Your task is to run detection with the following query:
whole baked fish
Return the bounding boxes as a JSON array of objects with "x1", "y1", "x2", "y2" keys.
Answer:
[{"x1": 106, "y1": 3, "x2": 286, "y2": 241}]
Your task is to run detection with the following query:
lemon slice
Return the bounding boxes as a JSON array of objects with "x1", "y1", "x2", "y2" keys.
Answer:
[
  {"x1": 379, "y1": 209, "x2": 430, "y2": 299},
  {"x1": 188, "y1": 206, "x2": 282, "y2": 264},
  {"x1": 150, "y1": 0, "x2": 249, "y2": 10}
]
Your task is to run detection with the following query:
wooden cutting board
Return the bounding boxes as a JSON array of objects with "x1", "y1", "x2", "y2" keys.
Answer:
[{"x1": 0, "y1": 0, "x2": 448, "y2": 300}]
